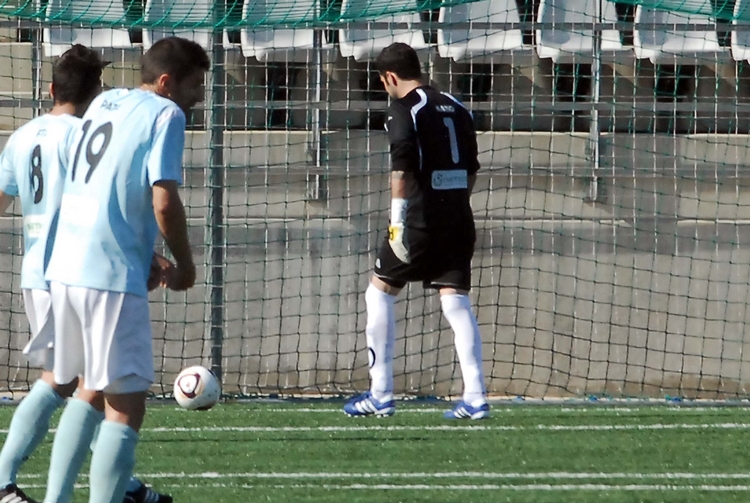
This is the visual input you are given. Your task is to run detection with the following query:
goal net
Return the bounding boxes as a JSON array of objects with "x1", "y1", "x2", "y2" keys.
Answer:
[{"x1": 1, "y1": 0, "x2": 750, "y2": 400}]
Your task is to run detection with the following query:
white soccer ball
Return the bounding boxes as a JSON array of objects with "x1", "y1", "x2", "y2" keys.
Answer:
[{"x1": 173, "y1": 365, "x2": 221, "y2": 410}]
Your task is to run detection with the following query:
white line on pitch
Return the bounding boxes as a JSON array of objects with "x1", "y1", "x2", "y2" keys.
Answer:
[
  {"x1": 133, "y1": 472, "x2": 750, "y2": 480},
  {"x1": 99, "y1": 472, "x2": 750, "y2": 481},
  {"x1": 15, "y1": 482, "x2": 750, "y2": 491},
  {"x1": 236, "y1": 483, "x2": 750, "y2": 491},
  {"x1": 251, "y1": 406, "x2": 735, "y2": 414},
  {"x1": 3, "y1": 422, "x2": 748, "y2": 436},
  {"x1": 19, "y1": 471, "x2": 750, "y2": 481},
  {"x1": 250, "y1": 483, "x2": 750, "y2": 491},
  {"x1": 138, "y1": 422, "x2": 750, "y2": 433}
]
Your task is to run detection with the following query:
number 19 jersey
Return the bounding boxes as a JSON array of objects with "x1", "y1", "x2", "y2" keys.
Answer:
[
  {"x1": 0, "y1": 114, "x2": 80, "y2": 290},
  {"x1": 45, "y1": 89, "x2": 186, "y2": 298}
]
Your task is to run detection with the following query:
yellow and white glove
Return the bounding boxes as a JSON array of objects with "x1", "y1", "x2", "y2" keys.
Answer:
[{"x1": 388, "y1": 198, "x2": 409, "y2": 263}]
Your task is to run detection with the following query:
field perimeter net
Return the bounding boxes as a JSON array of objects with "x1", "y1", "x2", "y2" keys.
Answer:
[{"x1": 2, "y1": 0, "x2": 750, "y2": 400}]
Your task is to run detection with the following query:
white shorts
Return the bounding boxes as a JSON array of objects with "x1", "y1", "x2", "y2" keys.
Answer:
[
  {"x1": 21, "y1": 289, "x2": 55, "y2": 371},
  {"x1": 49, "y1": 282, "x2": 154, "y2": 394}
]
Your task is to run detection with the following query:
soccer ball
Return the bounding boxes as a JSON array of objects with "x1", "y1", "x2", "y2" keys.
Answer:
[{"x1": 173, "y1": 365, "x2": 221, "y2": 410}]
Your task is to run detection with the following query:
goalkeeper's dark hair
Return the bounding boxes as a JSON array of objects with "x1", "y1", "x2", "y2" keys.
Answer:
[
  {"x1": 375, "y1": 43, "x2": 423, "y2": 81},
  {"x1": 52, "y1": 44, "x2": 108, "y2": 105},
  {"x1": 141, "y1": 37, "x2": 210, "y2": 85}
]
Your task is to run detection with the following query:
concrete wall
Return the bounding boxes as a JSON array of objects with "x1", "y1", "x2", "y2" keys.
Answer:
[
  {"x1": 2, "y1": 35, "x2": 750, "y2": 397},
  {"x1": 2, "y1": 130, "x2": 750, "y2": 398}
]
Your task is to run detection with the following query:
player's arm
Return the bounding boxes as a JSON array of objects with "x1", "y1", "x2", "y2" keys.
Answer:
[
  {"x1": 148, "y1": 107, "x2": 195, "y2": 290},
  {"x1": 0, "y1": 146, "x2": 18, "y2": 215},
  {"x1": 153, "y1": 181, "x2": 194, "y2": 290},
  {"x1": 390, "y1": 171, "x2": 416, "y2": 199},
  {"x1": 387, "y1": 104, "x2": 419, "y2": 263}
]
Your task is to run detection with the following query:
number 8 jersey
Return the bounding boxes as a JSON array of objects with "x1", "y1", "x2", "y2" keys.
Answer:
[
  {"x1": 46, "y1": 89, "x2": 186, "y2": 298},
  {"x1": 0, "y1": 114, "x2": 80, "y2": 290}
]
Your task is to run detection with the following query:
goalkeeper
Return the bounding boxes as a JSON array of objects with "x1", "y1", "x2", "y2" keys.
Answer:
[{"x1": 344, "y1": 43, "x2": 489, "y2": 420}]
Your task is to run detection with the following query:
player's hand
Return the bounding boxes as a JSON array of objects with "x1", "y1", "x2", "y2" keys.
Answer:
[
  {"x1": 164, "y1": 260, "x2": 196, "y2": 291},
  {"x1": 147, "y1": 252, "x2": 173, "y2": 291},
  {"x1": 388, "y1": 223, "x2": 410, "y2": 263}
]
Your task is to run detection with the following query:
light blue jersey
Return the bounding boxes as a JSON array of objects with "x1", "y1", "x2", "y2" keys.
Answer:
[
  {"x1": 0, "y1": 114, "x2": 80, "y2": 290},
  {"x1": 45, "y1": 89, "x2": 185, "y2": 298}
]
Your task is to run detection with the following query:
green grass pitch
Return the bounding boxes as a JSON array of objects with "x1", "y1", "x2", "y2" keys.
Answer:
[{"x1": 6, "y1": 401, "x2": 750, "y2": 502}]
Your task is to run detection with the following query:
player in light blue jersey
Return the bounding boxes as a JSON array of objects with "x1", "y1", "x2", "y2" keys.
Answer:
[
  {"x1": 45, "y1": 37, "x2": 206, "y2": 503},
  {"x1": 0, "y1": 45, "x2": 173, "y2": 503}
]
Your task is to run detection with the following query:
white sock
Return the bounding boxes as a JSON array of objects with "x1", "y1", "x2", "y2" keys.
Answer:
[
  {"x1": 441, "y1": 294, "x2": 486, "y2": 407},
  {"x1": 365, "y1": 283, "x2": 396, "y2": 402}
]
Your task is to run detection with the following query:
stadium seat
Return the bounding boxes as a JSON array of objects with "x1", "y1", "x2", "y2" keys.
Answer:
[
  {"x1": 535, "y1": 0, "x2": 624, "y2": 63},
  {"x1": 437, "y1": 0, "x2": 524, "y2": 63},
  {"x1": 143, "y1": 0, "x2": 233, "y2": 49},
  {"x1": 634, "y1": 6, "x2": 724, "y2": 63},
  {"x1": 240, "y1": 0, "x2": 334, "y2": 63},
  {"x1": 339, "y1": 0, "x2": 428, "y2": 61},
  {"x1": 732, "y1": 0, "x2": 750, "y2": 63},
  {"x1": 43, "y1": 0, "x2": 133, "y2": 57}
]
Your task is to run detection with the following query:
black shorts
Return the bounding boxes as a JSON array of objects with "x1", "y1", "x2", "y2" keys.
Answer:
[{"x1": 373, "y1": 227, "x2": 475, "y2": 291}]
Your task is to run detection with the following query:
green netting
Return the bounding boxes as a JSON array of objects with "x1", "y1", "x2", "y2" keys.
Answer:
[
  {"x1": 0, "y1": 0, "x2": 479, "y2": 27},
  {"x1": 3, "y1": 0, "x2": 750, "y2": 401}
]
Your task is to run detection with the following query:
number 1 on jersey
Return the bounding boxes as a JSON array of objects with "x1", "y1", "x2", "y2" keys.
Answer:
[
  {"x1": 443, "y1": 117, "x2": 460, "y2": 164},
  {"x1": 71, "y1": 120, "x2": 113, "y2": 183}
]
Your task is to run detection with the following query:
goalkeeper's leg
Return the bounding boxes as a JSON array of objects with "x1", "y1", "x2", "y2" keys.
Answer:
[
  {"x1": 440, "y1": 289, "x2": 489, "y2": 420},
  {"x1": 344, "y1": 278, "x2": 400, "y2": 417}
]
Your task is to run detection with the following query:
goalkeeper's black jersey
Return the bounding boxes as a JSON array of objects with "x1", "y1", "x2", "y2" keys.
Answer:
[{"x1": 386, "y1": 85, "x2": 480, "y2": 233}]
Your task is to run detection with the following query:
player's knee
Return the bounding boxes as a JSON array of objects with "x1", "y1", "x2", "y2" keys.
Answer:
[
  {"x1": 440, "y1": 293, "x2": 472, "y2": 316},
  {"x1": 366, "y1": 282, "x2": 395, "y2": 307},
  {"x1": 76, "y1": 386, "x2": 105, "y2": 412},
  {"x1": 41, "y1": 371, "x2": 78, "y2": 398},
  {"x1": 370, "y1": 276, "x2": 403, "y2": 296},
  {"x1": 103, "y1": 377, "x2": 150, "y2": 432}
]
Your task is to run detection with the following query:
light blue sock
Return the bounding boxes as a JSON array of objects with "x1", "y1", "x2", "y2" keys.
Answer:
[
  {"x1": 89, "y1": 426, "x2": 143, "y2": 495},
  {"x1": 125, "y1": 477, "x2": 142, "y2": 494},
  {"x1": 0, "y1": 380, "x2": 64, "y2": 487},
  {"x1": 44, "y1": 399, "x2": 104, "y2": 503},
  {"x1": 89, "y1": 421, "x2": 138, "y2": 503},
  {"x1": 89, "y1": 421, "x2": 101, "y2": 453}
]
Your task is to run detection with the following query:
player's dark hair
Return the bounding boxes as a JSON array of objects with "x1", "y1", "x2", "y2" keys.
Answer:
[
  {"x1": 141, "y1": 37, "x2": 210, "y2": 85},
  {"x1": 375, "y1": 43, "x2": 423, "y2": 81},
  {"x1": 52, "y1": 44, "x2": 107, "y2": 105}
]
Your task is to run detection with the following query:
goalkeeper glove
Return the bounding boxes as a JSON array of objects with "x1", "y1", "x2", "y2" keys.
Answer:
[
  {"x1": 388, "y1": 223, "x2": 409, "y2": 263},
  {"x1": 389, "y1": 198, "x2": 410, "y2": 263}
]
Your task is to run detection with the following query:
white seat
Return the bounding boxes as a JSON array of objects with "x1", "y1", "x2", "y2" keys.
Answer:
[
  {"x1": 43, "y1": 0, "x2": 133, "y2": 57},
  {"x1": 732, "y1": 0, "x2": 750, "y2": 63},
  {"x1": 536, "y1": 0, "x2": 623, "y2": 62},
  {"x1": 144, "y1": 0, "x2": 232, "y2": 49},
  {"x1": 240, "y1": 0, "x2": 333, "y2": 63},
  {"x1": 339, "y1": 0, "x2": 428, "y2": 61},
  {"x1": 634, "y1": 6, "x2": 724, "y2": 63},
  {"x1": 437, "y1": 0, "x2": 524, "y2": 63}
]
